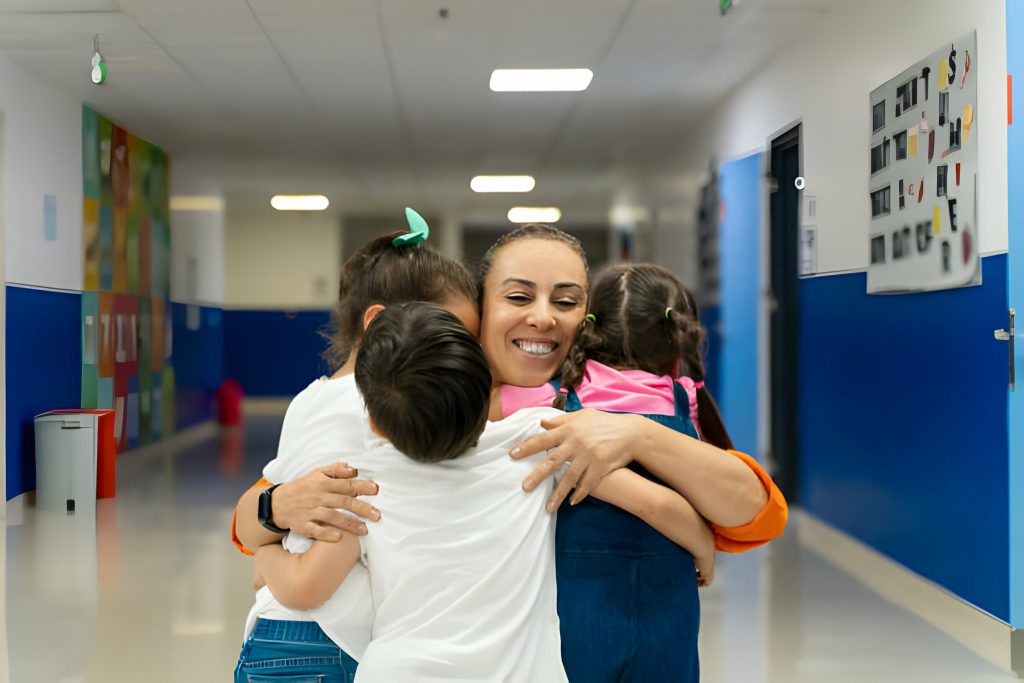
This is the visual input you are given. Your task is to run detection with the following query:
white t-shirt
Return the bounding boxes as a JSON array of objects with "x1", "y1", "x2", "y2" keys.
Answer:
[
  {"x1": 243, "y1": 374, "x2": 375, "y2": 660},
  {"x1": 336, "y1": 407, "x2": 567, "y2": 683}
]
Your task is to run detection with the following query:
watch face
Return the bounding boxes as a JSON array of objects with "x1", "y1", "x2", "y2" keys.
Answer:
[{"x1": 258, "y1": 485, "x2": 286, "y2": 533}]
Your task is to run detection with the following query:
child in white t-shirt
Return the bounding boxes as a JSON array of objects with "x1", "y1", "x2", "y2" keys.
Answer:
[
  {"x1": 255, "y1": 303, "x2": 716, "y2": 683},
  {"x1": 234, "y1": 217, "x2": 483, "y2": 683}
]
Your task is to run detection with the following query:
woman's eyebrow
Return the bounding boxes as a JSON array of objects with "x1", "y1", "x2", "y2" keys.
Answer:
[
  {"x1": 502, "y1": 278, "x2": 536, "y2": 288},
  {"x1": 554, "y1": 283, "x2": 585, "y2": 292}
]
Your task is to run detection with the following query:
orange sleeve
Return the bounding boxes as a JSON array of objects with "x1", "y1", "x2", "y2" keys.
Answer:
[
  {"x1": 711, "y1": 450, "x2": 789, "y2": 553},
  {"x1": 232, "y1": 477, "x2": 272, "y2": 557}
]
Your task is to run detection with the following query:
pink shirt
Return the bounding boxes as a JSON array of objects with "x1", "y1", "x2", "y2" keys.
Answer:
[{"x1": 500, "y1": 360, "x2": 703, "y2": 437}]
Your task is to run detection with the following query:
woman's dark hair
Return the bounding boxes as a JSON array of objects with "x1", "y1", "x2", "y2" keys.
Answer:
[
  {"x1": 476, "y1": 224, "x2": 590, "y2": 302},
  {"x1": 323, "y1": 232, "x2": 477, "y2": 369},
  {"x1": 555, "y1": 263, "x2": 733, "y2": 450},
  {"x1": 355, "y1": 302, "x2": 491, "y2": 464}
]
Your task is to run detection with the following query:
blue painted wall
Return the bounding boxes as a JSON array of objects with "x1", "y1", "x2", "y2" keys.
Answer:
[
  {"x1": 1007, "y1": 0, "x2": 1024, "y2": 628},
  {"x1": 717, "y1": 153, "x2": 763, "y2": 455},
  {"x1": 223, "y1": 310, "x2": 332, "y2": 397},
  {"x1": 700, "y1": 304, "x2": 723, "y2": 402},
  {"x1": 798, "y1": 255, "x2": 1009, "y2": 620},
  {"x1": 5, "y1": 286, "x2": 84, "y2": 500},
  {"x1": 172, "y1": 303, "x2": 225, "y2": 429}
]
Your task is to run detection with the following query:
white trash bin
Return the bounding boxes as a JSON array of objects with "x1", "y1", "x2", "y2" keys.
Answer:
[{"x1": 34, "y1": 411, "x2": 100, "y2": 515}]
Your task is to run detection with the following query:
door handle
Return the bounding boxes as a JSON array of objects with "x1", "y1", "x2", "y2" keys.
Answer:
[{"x1": 995, "y1": 308, "x2": 1015, "y2": 390}]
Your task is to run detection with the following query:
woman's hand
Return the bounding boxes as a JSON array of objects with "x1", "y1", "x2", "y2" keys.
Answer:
[
  {"x1": 510, "y1": 409, "x2": 643, "y2": 511},
  {"x1": 272, "y1": 462, "x2": 381, "y2": 541}
]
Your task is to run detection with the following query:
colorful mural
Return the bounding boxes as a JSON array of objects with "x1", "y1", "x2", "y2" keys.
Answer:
[{"x1": 81, "y1": 105, "x2": 174, "y2": 451}]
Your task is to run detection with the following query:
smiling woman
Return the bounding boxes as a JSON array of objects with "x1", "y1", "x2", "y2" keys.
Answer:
[{"x1": 478, "y1": 224, "x2": 590, "y2": 388}]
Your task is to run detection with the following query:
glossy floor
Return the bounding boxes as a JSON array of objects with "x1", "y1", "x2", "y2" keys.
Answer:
[{"x1": 2, "y1": 414, "x2": 1017, "y2": 682}]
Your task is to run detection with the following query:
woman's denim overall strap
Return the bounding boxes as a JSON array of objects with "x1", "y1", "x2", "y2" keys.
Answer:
[
  {"x1": 553, "y1": 379, "x2": 701, "y2": 683},
  {"x1": 234, "y1": 618, "x2": 358, "y2": 683}
]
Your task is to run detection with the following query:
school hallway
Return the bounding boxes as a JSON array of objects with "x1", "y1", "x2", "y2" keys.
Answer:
[
  {"x1": 5, "y1": 0, "x2": 1024, "y2": 680},
  {"x1": 0, "y1": 412, "x2": 1015, "y2": 682}
]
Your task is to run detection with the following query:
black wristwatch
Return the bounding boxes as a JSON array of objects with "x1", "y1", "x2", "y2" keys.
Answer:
[{"x1": 258, "y1": 484, "x2": 289, "y2": 534}]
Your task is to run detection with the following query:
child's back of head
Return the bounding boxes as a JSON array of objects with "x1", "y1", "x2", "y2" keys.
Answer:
[
  {"x1": 355, "y1": 302, "x2": 491, "y2": 464},
  {"x1": 325, "y1": 231, "x2": 478, "y2": 370},
  {"x1": 559, "y1": 263, "x2": 734, "y2": 450},
  {"x1": 568, "y1": 263, "x2": 700, "y2": 379}
]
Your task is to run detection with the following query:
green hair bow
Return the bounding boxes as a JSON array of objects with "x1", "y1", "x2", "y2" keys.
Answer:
[{"x1": 392, "y1": 207, "x2": 430, "y2": 247}]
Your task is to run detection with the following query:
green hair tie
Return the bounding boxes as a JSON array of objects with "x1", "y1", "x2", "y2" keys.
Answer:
[
  {"x1": 392, "y1": 207, "x2": 430, "y2": 247},
  {"x1": 585, "y1": 313, "x2": 597, "y2": 323},
  {"x1": 664, "y1": 307, "x2": 673, "y2": 319}
]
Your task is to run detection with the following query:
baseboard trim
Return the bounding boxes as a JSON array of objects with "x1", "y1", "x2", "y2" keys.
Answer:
[
  {"x1": 796, "y1": 509, "x2": 1019, "y2": 676},
  {"x1": 3, "y1": 491, "x2": 29, "y2": 526}
]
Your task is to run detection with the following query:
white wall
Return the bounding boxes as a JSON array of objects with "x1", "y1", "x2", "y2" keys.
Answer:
[
  {"x1": 170, "y1": 162, "x2": 226, "y2": 306},
  {"x1": 0, "y1": 57, "x2": 83, "y2": 290},
  {"x1": 225, "y1": 205, "x2": 340, "y2": 309},
  {"x1": 679, "y1": 0, "x2": 1007, "y2": 274}
]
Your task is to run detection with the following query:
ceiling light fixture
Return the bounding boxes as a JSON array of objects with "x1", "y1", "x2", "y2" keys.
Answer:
[
  {"x1": 508, "y1": 206, "x2": 561, "y2": 223},
  {"x1": 470, "y1": 175, "x2": 536, "y2": 193},
  {"x1": 91, "y1": 34, "x2": 107, "y2": 85},
  {"x1": 170, "y1": 196, "x2": 225, "y2": 212},
  {"x1": 489, "y1": 69, "x2": 593, "y2": 92},
  {"x1": 270, "y1": 195, "x2": 330, "y2": 211}
]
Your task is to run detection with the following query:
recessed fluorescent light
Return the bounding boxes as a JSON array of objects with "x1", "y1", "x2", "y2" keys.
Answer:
[
  {"x1": 508, "y1": 206, "x2": 561, "y2": 223},
  {"x1": 609, "y1": 206, "x2": 652, "y2": 225},
  {"x1": 170, "y1": 195, "x2": 225, "y2": 212},
  {"x1": 489, "y1": 69, "x2": 593, "y2": 92},
  {"x1": 270, "y1": 195, "x2": 329, "y2": 211},
  {"x1": 470, "y1": 175, "x2": 536, "y2": 193}
]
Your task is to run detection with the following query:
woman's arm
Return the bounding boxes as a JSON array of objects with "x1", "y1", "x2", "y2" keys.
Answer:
[
  {"x1": 512, "y1": 409, "x2": 768, "y2": 528},
  {"x1": 591, "y1": 469, "x2": 715, "y2": 585},
  {"x1": 233, "y1": 463, "x2": 381, "y2": 554},
  {"x1": 254, "y1": 535, "x2": 362, "y2": 611}
]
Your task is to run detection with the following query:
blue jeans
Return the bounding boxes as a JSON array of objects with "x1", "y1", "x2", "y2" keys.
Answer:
[{"x1": 234, "y1": 619, "x2": 358, "y2": 683}]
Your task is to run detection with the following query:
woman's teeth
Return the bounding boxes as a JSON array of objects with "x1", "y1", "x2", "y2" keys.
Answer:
[{"x1": 514, "y1": 340, "x2": 556, "y2": 356}]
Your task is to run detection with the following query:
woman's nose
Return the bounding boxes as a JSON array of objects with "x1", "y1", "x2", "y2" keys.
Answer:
[{"x1": 526, "y1": 303, "x2": 556, "y2": 330}]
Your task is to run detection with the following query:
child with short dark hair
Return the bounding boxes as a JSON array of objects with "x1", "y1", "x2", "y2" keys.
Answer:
[
  {"x1": 234, "y1": 211, "x2": 483, "y2": 683},
  {"x1": 354, "y1": 302, "x2": 491, "y2": 464}
]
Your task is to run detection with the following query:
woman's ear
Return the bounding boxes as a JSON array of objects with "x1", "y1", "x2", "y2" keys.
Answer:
[{"x1": 362, "y1": 304, "x2": 386, "y2": 331}]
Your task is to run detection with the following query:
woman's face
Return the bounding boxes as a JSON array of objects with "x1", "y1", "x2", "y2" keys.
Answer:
[{"x1": 480, "y1": 239, "x2": 588, "y2": 387}]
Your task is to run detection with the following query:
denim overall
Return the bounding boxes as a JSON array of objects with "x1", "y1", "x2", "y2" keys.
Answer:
[
  {"x1": 234, "y1": 619, "x2": 358, "y2": 683},
  {"x1": 555, "y1": 381, "x2": 701, "y2": 683}
]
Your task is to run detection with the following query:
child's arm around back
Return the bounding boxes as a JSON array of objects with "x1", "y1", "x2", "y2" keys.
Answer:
[
  {"x1": 255, "y1": 534, "x2": 362, "y2": 611},
  {"x1": 590, "y1": 470, "x2": 716, "y2": 586}
]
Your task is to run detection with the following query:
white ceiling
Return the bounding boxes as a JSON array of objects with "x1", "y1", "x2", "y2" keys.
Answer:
[{"x1": 0, "y1": 0, "x2": 835, "y2": 221}]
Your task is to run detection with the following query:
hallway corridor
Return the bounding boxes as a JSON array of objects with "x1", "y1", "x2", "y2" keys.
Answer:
[{"x1": 1, "y1": 413, "x2": 1016, "y2": 682}]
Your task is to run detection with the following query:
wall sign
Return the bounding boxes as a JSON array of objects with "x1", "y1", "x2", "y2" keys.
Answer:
[{"x1": 867, "y1": 32, "x2": 979, "y2": 293}]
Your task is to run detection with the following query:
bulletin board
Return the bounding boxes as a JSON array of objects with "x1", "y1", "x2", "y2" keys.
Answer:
[
  {"x1": 81, "y1": 106, "x2": 174, "y2": 451},
  {"x1": 867, "y1": 32, "x2": 979, "y2": 293}
]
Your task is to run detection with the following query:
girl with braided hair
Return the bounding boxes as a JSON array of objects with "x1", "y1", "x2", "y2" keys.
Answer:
[{"x1": 497, "y1": 261, "x2": 752, "y2": 682}]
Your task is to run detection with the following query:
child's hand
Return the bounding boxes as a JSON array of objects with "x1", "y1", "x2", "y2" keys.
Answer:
[
  {"x1": 695, "y1": 519, "x2": 716, "y2": 587},
  {"x1": 696, "y1": 551, "x2": 716, "y2": 588},
  {"x1": 252, "y1": 548, "x2": 270, "y2": 589}
]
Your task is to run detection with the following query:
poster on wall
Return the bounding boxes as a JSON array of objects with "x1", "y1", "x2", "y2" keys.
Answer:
[
  {"x1": 81, "y1": 105, "x2": 174, "y2": 451},
  {"x1": 867, "y1": 32, "x2": 979, "y2": 294}
]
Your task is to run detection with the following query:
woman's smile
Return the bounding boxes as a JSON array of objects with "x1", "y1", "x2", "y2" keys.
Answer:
[{"x1": 513, "y1": 338, "x2": 559, "y2": 356}]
